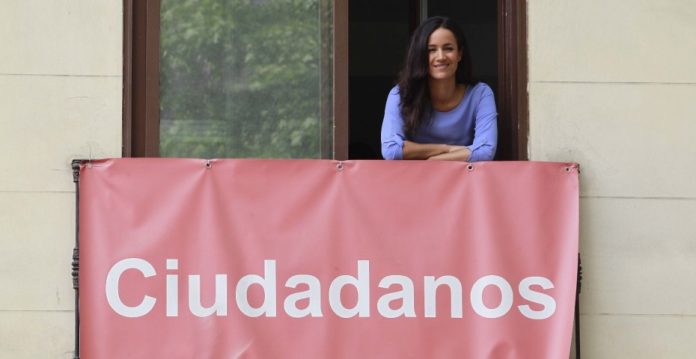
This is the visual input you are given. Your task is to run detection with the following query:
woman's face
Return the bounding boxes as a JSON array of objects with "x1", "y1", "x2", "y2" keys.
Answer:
[{"x1": 427, "y1": 28, "x2": 461, "y2": 81}]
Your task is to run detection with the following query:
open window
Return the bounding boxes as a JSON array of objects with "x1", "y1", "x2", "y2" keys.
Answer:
[{"x1": 123, "y1": 0, "x2": 526, "y2": 160}]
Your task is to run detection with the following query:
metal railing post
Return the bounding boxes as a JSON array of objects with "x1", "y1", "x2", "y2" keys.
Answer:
[
  {"x1": 71, "y1": 160, "x2": 81, "y2": 359},
  {"x1": 575, "y1": 253, "x2": 583, "y2": 359}
]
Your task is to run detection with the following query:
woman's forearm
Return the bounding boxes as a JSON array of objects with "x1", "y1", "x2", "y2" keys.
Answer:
[
  {"x1": 427, "y1": 147, "x2": 471, "y2": 161},
  {"x1": 402, "y1": 140, "x2": 450, "y2": 160}
]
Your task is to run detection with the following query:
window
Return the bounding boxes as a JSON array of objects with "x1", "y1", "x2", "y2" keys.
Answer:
[{"x1": 123, "y1": 0, "x2": 525, "y2": 160}]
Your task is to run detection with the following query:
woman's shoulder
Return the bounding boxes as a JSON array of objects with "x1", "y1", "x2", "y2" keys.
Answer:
[
  {"x1": 468, "y1": 82, "x2": 494, "y2": 97},
  {"x1": 384, "y1": 85, "x2": 402, "y2": 111},
  {"x1": 388, "y1": 85, "x2": 400, "y2": 96},
  {"x1": 385, "y1": 85, "x2": 402, "y2": 107}
]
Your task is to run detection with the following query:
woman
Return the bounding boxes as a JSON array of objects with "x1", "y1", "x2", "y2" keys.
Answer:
[{"x1": 381, "y1": 16, "x2": 497, "y2": 161}]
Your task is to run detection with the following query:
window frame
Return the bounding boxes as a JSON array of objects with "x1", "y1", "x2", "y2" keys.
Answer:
[
  {"x1": 123, "y1": 0, "x2": 161, "y2": 157},
  {"x1": 497, "y1": 0, "x2": 528, "y2": 160},
  {"x1": 123, "y1": 0, "x2": 526, "y2": 160}
]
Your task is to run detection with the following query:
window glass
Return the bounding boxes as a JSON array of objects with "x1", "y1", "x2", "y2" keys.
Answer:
[{"x1": 160, "y1": 0, "x2": 333, "y2": 158}]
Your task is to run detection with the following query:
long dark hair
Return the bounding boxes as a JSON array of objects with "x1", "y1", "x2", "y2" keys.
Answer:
[{"x1": 397, "y1": 16, "x2": 475, "y2": 134}]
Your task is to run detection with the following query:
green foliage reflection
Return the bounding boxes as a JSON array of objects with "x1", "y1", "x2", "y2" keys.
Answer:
[{"x1": 160, "y1": 0, "x2": 326, "y2": 158}]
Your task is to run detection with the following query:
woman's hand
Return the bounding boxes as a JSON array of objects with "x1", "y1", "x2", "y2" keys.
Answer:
[
  {"x1": 427, "y1": 146, "x2": 471, "y2": 161},
  {"x1": 402, "y1": 140, "x2": 450, "y2": 160},
  {"x1": 402, "y1": 140, "x2": 471, "y2": 161}
]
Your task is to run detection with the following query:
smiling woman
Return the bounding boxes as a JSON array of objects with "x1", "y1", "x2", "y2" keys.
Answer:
[
  {"x1": 427, "y1": 28, "x2": 462, "y2": 83},
  {"x1": 380, "y1": 16, "x2": 498, "y2": 162}
]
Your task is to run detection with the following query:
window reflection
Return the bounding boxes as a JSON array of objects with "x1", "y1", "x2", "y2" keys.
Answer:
[{"x1": 160, "y1": 0, "x2": 332, "y2": 158}]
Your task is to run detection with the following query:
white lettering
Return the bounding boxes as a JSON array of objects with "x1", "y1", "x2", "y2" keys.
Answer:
[
  {"x1": 104, "y1": 259, "x2": 559, "y2": 321},
  {"x1": 518, "y1": 276, "x2": 556, "y2": 320},
  {"x1": 189, "y1": 274, "x2": 228, "y2": 317},
  {"x1": 329, "y1": 260, "x2": 370, "y2": 318},
  {"x1": 105, "y1": 258, "x2": 156, "y2": 318},
  {"x1": 377, "y1": 275, "x2": 416, "y2": 318},
  {"x1": 166, "y1": 259, "x2": 178, "y2": 317},
  {"x1": 424, "y1": 275, "x2": 463, "y2": 318},
  {"x1": 235, "y1": 260, "x2": 277, "y2": 317},
  {"x1": 470, "y1": 275, "x2": 514, "y2": 319},
  {"x1": 284, "y1": 275, "x2": 323, "y2": 318}
]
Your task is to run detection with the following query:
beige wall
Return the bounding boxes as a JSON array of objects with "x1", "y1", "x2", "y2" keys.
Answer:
[
  {"x1": 528, "y1": 1, "x2": 696, "y2": 358},
  {"x1": 0, "y1": 1, "x2": 122, "y2": 357}
]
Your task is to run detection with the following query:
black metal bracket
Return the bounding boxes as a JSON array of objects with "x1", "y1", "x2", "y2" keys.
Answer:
[
  {"x1": 575, "y1": 253, "x2": 583, "y2": 359},
  {"x1": 71, "y1": 159, "x2": 82, "y2": 359}
]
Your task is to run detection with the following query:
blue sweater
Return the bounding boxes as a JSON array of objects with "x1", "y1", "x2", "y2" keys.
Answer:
[{"x1": 380, "y1": 83, "x2": 498, "y2": 161}]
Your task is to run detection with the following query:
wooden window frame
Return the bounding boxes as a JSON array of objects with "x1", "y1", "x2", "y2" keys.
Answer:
[
  {"x1": 497, "y1": 0, "x2": 528, "y2": 160},
  {"x1": 123, "y1": 0, "x2": 160, "y2": 157},
  {"x1": 123, "y1": 0, "x2": 526, "y2": 160}
]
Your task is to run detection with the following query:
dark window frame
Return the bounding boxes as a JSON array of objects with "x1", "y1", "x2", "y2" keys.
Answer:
[
  {"x1": 497, "y1": 0, "x2": 528, "y2": 160},
  {"x1": 123, "y1": 0, "x2": 161, "y2": 157},
  {"x1": 123, "y1": 0, "x2": 526, "y2": 160}
]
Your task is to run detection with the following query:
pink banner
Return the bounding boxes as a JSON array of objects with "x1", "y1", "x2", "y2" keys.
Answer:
[{"x1": 79, "y1": 159, "x2": 578, "y2": 358}]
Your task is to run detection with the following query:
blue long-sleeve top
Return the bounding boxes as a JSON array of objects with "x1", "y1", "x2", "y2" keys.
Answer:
[{"x1": 380, "y1": 83, "x2": 498, "y2": 161}]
